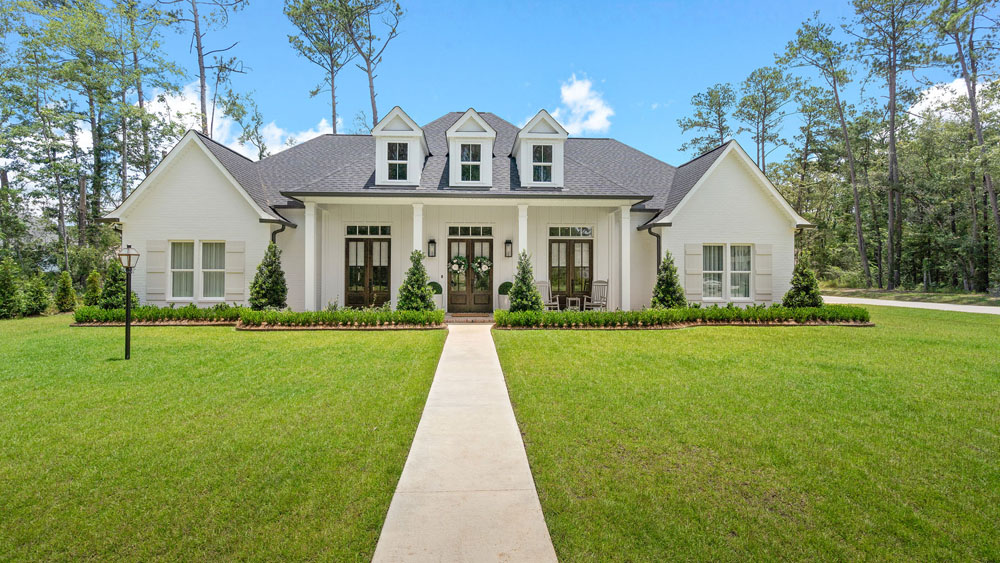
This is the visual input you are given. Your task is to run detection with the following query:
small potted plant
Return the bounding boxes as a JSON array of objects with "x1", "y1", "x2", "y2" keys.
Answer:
[
  {"x1": 427, "y1": 281, "x2": 443, "y2": 309},
  {"x1": 498, "y1": 281, "x2": 513, "y2": 309}
]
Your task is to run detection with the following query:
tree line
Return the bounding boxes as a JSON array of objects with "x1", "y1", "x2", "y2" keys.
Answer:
[
  {"x1": 0, "y1": 0, "x2": 403, "y2": 295},
  {"x1": 677, "y1": 0, "x2": 999, "y2": 292}
]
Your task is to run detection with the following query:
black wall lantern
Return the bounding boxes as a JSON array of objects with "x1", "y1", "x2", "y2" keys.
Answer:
[
  {"x1": 504, "y1": 240, "x2": 513, "y2": 257},
  {"x1": 427, "y1": 238, "x2": 437, "y2": 257},
  {"x1": 116, "y1": 244, "x2": 140, "y2": 360}
]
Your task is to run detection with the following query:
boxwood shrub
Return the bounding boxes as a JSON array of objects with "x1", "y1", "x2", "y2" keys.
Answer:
[
  {"x1": 238, "y1": 308, "x2": 445, "y2": 328},
  {"x1": 74, "y1": 303, "x2": 245, "y2": 324},
  {"x1": 493, "y1": 304, "x2": 870, "y2": 328}
]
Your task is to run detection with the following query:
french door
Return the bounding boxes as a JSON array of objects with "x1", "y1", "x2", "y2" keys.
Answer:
[
  {"x1": 345, "y1": 238, "x2": 391, "y2": 307},
  {"x1": 549, "y1": 240, "x2": 593, "y2": 309},
  {"x1": 448, "y1": 238, "x2": 493, "y2": 313}
]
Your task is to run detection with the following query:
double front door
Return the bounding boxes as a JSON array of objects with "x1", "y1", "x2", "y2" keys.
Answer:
[
  {"x1": 549, "y1": 240, "x2": 593, "y2": 309},
  {"x1": 345, "y1": 238, "x2": 390, "y2": 307},
  {"x1": 448, "y1": 239, "x2": 493, "y2": 313}
]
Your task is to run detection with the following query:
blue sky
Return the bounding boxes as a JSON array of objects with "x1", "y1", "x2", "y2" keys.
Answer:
[{"x1": 157, "y1": 0, "x2": 950, "y2": 164}]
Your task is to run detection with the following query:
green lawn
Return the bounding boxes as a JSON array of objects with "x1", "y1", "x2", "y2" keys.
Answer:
[
  {"x1": 0, "y1": 315, "x2": 446, "y2": 561},
  {"x1": 822, "y1": 286, "x2": 1000, "y2": 306},
  {"x1": 494, "y1": 307, "x2": 1000, "y2": 561}
]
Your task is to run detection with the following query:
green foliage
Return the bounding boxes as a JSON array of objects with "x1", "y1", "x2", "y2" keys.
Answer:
[
  {"x1": 99, "y1": 261, "x2": 139, "y2": 310},
  {"x1": 250, "y1": 243, "x2": 288, "y2": 310},
  {"x1": 74, "y1": 303, "x2": 245, "y2": 324},
  {"x1": 397, "y1": 250, "x2": 435, "y2": 311},
  {"x1": 677, "y1": 82, "x2": 736, "y2": 154},
  {"x1": 783, "y1": 260, "x2": 824, "y2": 308},
  {"x1": 237, "y1": 308, "x2": 445, "y2": 328},
  {"x1": 498, "y1": 281, "x2": 513, "y2": 295},
  {"x1": 0, "y1": 256, "x2": 21, "y2": 319},
  {"x1": 427, "y1": 281, "x2": 443, "y2": 295},
  {"x1": 494, "y1": 304, "x2": 869, "y2": 328},
  {"x1": 21, "y1": 274, "x2": 50, "y2": 316},
  {"x1": 508, "y1": 251, "x2": 543, "y2": 312},
  {"x1": 650, "y1": 251, "x2": 687, "y2": 308},
  {"x1": 83, "y1": 270, "x2": 102, "y2": 306},
  {"x1": 55, "y1": 271, "x2": 76, "y2": 312}
]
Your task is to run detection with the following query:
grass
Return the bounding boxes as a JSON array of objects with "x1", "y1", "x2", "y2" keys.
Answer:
[
  {"x1": 494, "y1": 307, "x2": 1000, "y2": 561},
  {"x1": 822, "y1": 286, "x2": 1000, "y2": 306},
  {"x1": 0, "y1": 315, "x2": 446, "y2": 561}
]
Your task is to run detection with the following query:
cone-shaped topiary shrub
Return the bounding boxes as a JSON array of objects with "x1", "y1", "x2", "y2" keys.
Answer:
[
  {"x1": 99, "y1": 261, "x2": 139, "y2": 310},
  {"x1": 0, "y1": 256, "x2": 22, "y2": 319},
  {"x1": 398, "y1": 250, "x2": 436, "y2": 311},
  {"x1": 651, "y1": 251, "x2": 687, "y2": 308},
  {"x1": 55, "y1": 271, "x2": 77, "y2": 312},
  {"x1": 508, "y1": 250, "x2": 543, "y2": 312},
  {"x1": 22, "y1": 274, "x2": 51, "y2": 316},
  {"x1": 782, "y1": 258, "x2": 823, "y2": 308},
  {"x1": 250, "y1": 242, "x2": 288, "y2": 310},
  {"x1": 83, "y1": 270, "x2": 102, "y2": 306}
]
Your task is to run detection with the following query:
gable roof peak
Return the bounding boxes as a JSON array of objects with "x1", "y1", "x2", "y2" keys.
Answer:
[{"x1": 446, "y1": 108, "x2": 497, "y2": 138}]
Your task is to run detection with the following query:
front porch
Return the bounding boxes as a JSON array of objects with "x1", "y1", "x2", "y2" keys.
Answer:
[{"x1": 279, "y1": 196, "x2": 655, "y2": 312}]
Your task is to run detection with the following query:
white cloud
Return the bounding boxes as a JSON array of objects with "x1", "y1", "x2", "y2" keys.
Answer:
[
  {"x1": 550, "y1": 74, "x2": 614, "y2": 136},
  {"x1": 910, "y1": 78, "x2": 966, "y2": 119},
  {"x1": 651, "y1": 102, "x2": 660, "y2": 110}
]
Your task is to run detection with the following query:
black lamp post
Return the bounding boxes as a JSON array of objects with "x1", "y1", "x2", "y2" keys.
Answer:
[{"x1": 116, "y1": 244, "x2": 140, "y2": 360}]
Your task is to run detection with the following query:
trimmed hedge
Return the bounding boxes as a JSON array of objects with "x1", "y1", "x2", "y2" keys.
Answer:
[
  {"x1": 493, "y1": 304, "x2": 870, "y2": 328},
  {"x1": 238, "y1": 308, "x2": 445, "y2": 328},
  {"x1": 74, "y1": 304, "x2": 246, "y2": 324}
]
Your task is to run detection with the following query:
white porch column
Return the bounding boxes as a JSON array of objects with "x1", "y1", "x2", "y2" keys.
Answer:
[
  {"x1": 304, "y1": 201, "x2": 317, "y2": 311},
  {"x1": 412, "y1": 203, "x2": 423, "y2": 252},
  {"x1": 517, "y1": 204, "x2": 528, "y2": 255},
  {"x1": 620, "y1": 205, "x2": 631, "y2": 311}
]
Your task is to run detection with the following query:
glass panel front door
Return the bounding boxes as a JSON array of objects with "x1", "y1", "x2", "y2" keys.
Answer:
[
  {"x1": 447, "y1": 238, "x2": 492, "y2": 312},
  {"x1": 345, "y1": 238, "x2": 391, "y2": 307},
  {"x1": 549, "y1": 239, "x2": 593, "y2": 308}
]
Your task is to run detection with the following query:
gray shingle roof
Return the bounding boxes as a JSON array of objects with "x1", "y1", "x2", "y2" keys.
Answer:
[{"x1": 194, "y1": 112, "x2": 734, "y2": 228}]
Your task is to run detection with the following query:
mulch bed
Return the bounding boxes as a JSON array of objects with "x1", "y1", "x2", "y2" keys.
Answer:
[{"x1": 494, "y1": 320, "x2": 875, "y2": 330}]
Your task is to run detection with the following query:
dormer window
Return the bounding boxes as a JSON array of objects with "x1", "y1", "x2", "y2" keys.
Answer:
[
  {"x1": 460, "y1": 144, "x2": 481, "y2": 182},
  {"x1": 387, "y1": 142, "x2": 408, "y2": 181},
  {"x1": 532, "y1": 145, "x2": 552, "y2": 182}
]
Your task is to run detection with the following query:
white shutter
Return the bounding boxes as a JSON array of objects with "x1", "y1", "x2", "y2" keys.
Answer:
[
  {"x1": 146, "y1": 240, "x2": 167, "y2": 304},
  {"x1": 225, "y1": 241, "x2": 246, "y2": 303},
  {"x1": 684, "y1": 243, "x2": 702, "y2": 301},
  {"x1": 754, "y1": 244, "x2": 773, "y2": 302}
]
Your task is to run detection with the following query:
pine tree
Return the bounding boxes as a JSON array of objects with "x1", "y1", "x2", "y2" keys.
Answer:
[
  {"x1": 782, "y1": 258, "x2": 823, "y2": 308},
  {"x1": 397, "y1": 250, "x2": 435, "y2": 311},
  {"x1": 55, "y1": 270, "x2": 77, "y2": 312},
  {"x1": 22, "y1": 274, "x2": 50, "y2": 316},
  {"x1": 250, "y1": 242, "x2": 288, "y2": 310},
  {"x1": 0, "y1": 256, "x2": 21, "y2": 319},
  {"x1": 84, "y1": 270, "x2": 102, "y2": 306},
  {"x1": 99, "y1": 261, "x2": 139, "y2": 310},
  {"x1": 508, "y1": 250, "x2": 543, "y2": 312},
  {"x1": 651, "y1": 251, "x2": 687, "y2": 308}
]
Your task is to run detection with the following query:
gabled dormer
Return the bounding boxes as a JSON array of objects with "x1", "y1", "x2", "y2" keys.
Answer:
[
  {"x1": 513, "y1": 109, "x2": 568, "y2": 188},
  {"x1": 446, "y1": 109, "x2": 496, "y2": 188},
  {"x1": 372, "y1": 106, "x2": 428, "y2": 187}
]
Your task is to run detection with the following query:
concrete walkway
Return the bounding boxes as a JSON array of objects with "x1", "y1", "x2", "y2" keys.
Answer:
[
  {"x1": 823, "y1": 295, "x2": 1000, "y2": 315},
  {"x1": 373, "y1": 325, "x2": 557, "y2": 562}
]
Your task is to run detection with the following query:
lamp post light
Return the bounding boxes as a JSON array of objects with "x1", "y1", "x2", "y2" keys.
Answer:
[
  {"x1": 427, "y1": 239, "x2": 436, "y2": 258},
  {"x1": 116, "y1": 244, "x2": 140, "y2": 360}
]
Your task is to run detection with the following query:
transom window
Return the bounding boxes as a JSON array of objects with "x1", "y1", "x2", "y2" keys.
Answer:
[
  {"x1": 201, "y1": 242, "x2": 226, "y2": 299},
  {"x1": 702, "y1": 244, "x2": 752, "y2": 300},
  {"x1": 387, "y1": 142, "x2": 407, "y2": 181},
  {"x1": 548, "y1": 226, "x2": 593, "y2": 238},
  {"x1": 170, "y1": 241, "x2": 194, "y2": 299},
  {"x1": 460, "y1": 144, "x2": 481, "y2": 182},
  {"x1": 447, "y1": 225, "x2": 493, "y2": 237},
  {"x1": 532, "y1": 145, "x2": 552, "y2": 182},
  {"x1": 346, "y1": 225, "x2": 391, "y2": 237}
]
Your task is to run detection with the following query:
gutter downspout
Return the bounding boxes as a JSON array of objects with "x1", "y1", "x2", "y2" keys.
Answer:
[
  {"x1": 270, "y1": 224, "x2": 286, "y2": 244},
  {"x1": 646, "y1": 226, "x2": 661, "y2": 263}
]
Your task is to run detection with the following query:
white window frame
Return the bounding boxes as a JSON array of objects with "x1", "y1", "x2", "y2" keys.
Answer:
[
  {"x1": 200, "y1": 241, "x2": 226, "y2": 301},
  {"x1": 702, "y1": 244, "x2": 725, "y2": 301},
  {"x1": 169, "y1": 240, "x2": 195, "y2": 301},
  {"x1": 730, "y1": 244, "x2": 753, "y2": 301},
  {"x1": 345, "y1": 224, "x2": 392, "y2": 238},
  {"x1": 532, "y1": 144, "x2": 553, "y2": 183},
  {"x1": 701, "y1": 243, "x2": 754, "y2": 302},
  {"x1": 459, "y1": 143, "x2": 481, "y2": 183},
  {"x1": 387, "y1": 142, "x2": 408, "y2": 182}
]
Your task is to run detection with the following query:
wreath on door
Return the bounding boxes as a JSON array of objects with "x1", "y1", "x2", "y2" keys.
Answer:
[
  {"x1": 472, "y1": 256, "x2": 492, "y2": 278},
  {"x1": 448, "y1": 256, "x2": 469, "y2": 273}
]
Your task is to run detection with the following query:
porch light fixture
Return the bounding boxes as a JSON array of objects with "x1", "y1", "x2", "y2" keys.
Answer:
[
  {"x1": 116, "y1": 244, "x2": 140, "y2": 360},
  {"x1": 427, "y1": 239, "x2": 437, "y2": 258},
  {"x1": 504, "y1": 240, "x2": 513, "y2": 258}
]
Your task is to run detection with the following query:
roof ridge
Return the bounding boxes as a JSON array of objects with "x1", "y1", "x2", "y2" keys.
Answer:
[
  {"x1": 563, "y1": 153, "x2": 647, "y2": 197},
  {"x1": 676, "y1": 140, "x2": 732, "y2": 168},
  {"x1": 194, "y1": 130, "x2": 256, "y2": 163}
]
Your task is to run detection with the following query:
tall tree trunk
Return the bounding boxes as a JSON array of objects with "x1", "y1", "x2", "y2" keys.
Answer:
[
  {"x1": 88, "y1": 93, "x2": 103, "y2": 244},
  {"x1": 886, "y1": 44, "x2": 900, "y2": 290},
  {"x1": 831, "y1": 79, "x2": 872, "y2": 287},
  {"x1": 0, "y1": 169, "x2": 8, "y2": 250},
  {"x1": 969, "y1": 177, "x2": 980, "y2": 289},
  {"x1": 121, "y1": 87, "x2": 128, "y2": 203},
  {"x1": 49, "y1": 145, "x2": 69, "y2": 271},
  {"x1": 329, "y1": 53, "x2": 337, "y2": 134},
  {"x1": 365, "y1": 57, "x2": 377, "y2": 128},
  {"x1": 131, "y1": 13, "x2": 151, "y2": 175},
  {"x1": 191, "y1": 0, "x2": 209, "y2": 135}
]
